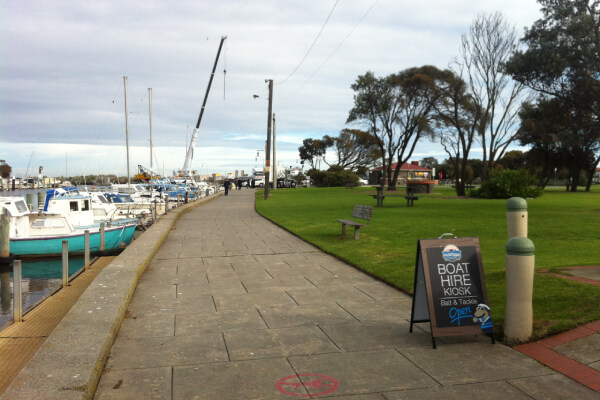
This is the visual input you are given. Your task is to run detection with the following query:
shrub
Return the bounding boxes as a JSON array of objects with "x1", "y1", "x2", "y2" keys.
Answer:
[
  {"x1": 308, "y1": 166, "x2": 359, "y2": 187},
  {"x1": 472, "y1": 170, "x2": 543, "y2": 199}
]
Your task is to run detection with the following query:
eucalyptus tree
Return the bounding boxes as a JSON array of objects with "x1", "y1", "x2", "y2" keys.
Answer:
[
  {"x1": 298, "y1": 137, "x2": 332, "y2": 170},
  {"x1": 458, "y1": 12, "x2": 529, "y2": 181},
  {"x1": 347, "y1": 67, "x2": 440, "y2": 190},
  {"x1": 325, "y1": 129, "x2": 380, "y2": 172},
  {"x1": 430, "y1": 69, "x2": 482, "y2": 196},
  {"x1": 505, "y1": 0, "x2": 600, "y2": 191}
]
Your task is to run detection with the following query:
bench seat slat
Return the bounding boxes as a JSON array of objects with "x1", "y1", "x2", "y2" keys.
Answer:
[{"x1": 337, "y1": 218, "x2": 363, "y2": 227}]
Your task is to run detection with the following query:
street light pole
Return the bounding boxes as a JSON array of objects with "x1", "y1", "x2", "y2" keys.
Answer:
[
  {"x1": 264, "y1": 79, "x2": 273, "y2": 200},
  {"x1": 272, "y1": 113, "x2": 277, "y2": 190}
]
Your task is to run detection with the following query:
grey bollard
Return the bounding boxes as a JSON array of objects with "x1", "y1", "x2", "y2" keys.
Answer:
[
  {"x1": 505, "y1": 236, "x2": 535, "y2": 344},
  {"x1": 100, "y1": 223, "x2": 105, "y2": 251},
  {"x1": 62, "y1": 240, "x2": 69, "y2": 287},
  {"x1": 84, "y1": 230, "x2": 90, "y2": 269},
  {"x1": 13, "y1": 259, "x2": 22, "y2": 322},
  {"x1": 1, "y1": 264, "x2": 10, "y2": 315},
  {"x1": 506, "y1": 197, "x2": 527, "y2": 238},
  {"x1": 1, "y1": 209, "x2": 9, "y2": 258}
]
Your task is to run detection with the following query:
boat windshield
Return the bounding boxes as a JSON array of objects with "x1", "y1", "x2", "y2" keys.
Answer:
[{"x1": 15, "y1": 200, "x2": 28, "y2": 213}]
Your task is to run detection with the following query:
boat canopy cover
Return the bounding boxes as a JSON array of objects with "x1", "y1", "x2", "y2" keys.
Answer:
[{"x1": 44, "y1": 187, "x2": 83, "y2": 212}]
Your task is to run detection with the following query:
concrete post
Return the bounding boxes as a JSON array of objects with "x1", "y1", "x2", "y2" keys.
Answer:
[
  {"x1": 84, "y1": 230, "x2": 90, "y2": 270},
  {"x1": 62, "y1": 240, "x2": 69, "y2": 287},
  {"x1": 1, "y1": 209, "x2": 9, "y2": 258},
  {"x1": 505, "y1": 236, "x2": 535, "y2": 344},
  {"x1": 100, "y1": 223, "x2": 105, "y2": 251},
  {"x1": 1, "y1": 264, "x2": 10, "y2": 315},
  {"x1": 13, "y1": 259, "x2": 22, "y2": 322},
  {"x1": 507, "y1": 197, "x2": 528, "y2": 238}
]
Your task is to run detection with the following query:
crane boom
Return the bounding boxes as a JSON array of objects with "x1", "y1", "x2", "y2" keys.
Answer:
[{"x1": 182, "y1": 35, "x2": 227, "y2": 177}]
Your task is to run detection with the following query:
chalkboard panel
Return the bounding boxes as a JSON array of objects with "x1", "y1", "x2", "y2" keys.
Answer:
[{"x1": 410, "y1": 237, "x2": 494, "y2": 348}]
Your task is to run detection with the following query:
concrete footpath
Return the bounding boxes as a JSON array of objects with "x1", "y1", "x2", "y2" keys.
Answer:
[{"x1": 4, "y1": 189, "x2": 600, "y2": 399}]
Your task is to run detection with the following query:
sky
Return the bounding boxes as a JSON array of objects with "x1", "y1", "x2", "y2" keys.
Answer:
[{"x1": 0, "y1": 0, "x2": 542, "y2": 178}]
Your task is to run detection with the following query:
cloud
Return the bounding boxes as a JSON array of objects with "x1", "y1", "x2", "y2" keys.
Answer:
[{"x1": 1, "y1": 0, "x2": 542, "y2": 177}]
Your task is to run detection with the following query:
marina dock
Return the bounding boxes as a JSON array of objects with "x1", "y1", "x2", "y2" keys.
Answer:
[{"x1": 1, "y1": 189, "x2": 599, "y2": 399}]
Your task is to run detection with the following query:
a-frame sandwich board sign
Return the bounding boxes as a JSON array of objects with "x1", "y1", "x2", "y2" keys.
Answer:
[{"x1": 409, "y1": 236, "x2": 495, "y2": 349}]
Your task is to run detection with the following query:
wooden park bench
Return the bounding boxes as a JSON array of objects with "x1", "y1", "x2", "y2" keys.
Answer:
[
  {"x1": 345, "y1": 180, "x2": 356, "y2": 189},
  {"x1": 337, "y1": 205, "x2": 373, "y2": 240}
]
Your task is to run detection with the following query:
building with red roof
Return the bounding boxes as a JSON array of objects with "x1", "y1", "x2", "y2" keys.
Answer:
[{"x1": 369, "y1": 161, "x2": 432, "y2": 185}]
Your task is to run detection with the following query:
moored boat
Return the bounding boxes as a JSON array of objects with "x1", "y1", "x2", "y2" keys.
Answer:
[{"x1": 1, "y1": 195, "x2": 136, "y2": 257}]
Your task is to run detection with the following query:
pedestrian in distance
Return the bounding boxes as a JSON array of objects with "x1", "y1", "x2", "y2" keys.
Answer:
[
  {"x1": 237, "y1": 179, "x2": 242, "y2": 190},
  {"x1": 224, "y1": 179, "x2": 231, "y2": 196}
]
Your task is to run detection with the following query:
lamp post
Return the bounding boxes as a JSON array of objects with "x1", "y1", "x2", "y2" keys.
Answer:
[
  {"x1": 254, "y1": 79, "x2": 274, "y2": 199},
  {"x1": 272, "y1": 113, "x2": 277, "y2": 190}
]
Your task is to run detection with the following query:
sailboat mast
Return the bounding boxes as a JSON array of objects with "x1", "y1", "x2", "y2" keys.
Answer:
[
  {"x1": 149, "y1": 88, "x2": 153, "y2": 172},
  {"x1": 124, "y1": 76, "x2": 131, "y2": 190}
]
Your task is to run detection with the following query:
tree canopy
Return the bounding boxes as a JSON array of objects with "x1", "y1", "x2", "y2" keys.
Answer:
[
  {"x1": 506, "y1": 0, "x2": 600, "y2": 191},
  {"x1": 347, "y1": 66, "x2": 441, "y2": 190}
]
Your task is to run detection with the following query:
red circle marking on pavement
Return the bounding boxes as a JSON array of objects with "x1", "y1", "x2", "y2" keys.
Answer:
[{"x1": 276, "y1": 374, "x2": 339, "y2": 397}]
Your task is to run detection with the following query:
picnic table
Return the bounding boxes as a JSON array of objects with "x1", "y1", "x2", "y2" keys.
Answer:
[{"x1": 369, "y1": 187, "x2": 418, "y2": 207}]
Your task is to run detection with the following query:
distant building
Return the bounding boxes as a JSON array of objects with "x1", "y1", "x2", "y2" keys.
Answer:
[{"x1": 369, "y1": 161, "x2": 432, "y2": 185}]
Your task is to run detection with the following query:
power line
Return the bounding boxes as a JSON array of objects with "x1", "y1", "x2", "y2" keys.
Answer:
[
  {"x1": 281, "y1": 0, "x2": 380, "y2": 102},
  {"x1": 277, "y1": 0, "x2": 340, "y2": 85}
]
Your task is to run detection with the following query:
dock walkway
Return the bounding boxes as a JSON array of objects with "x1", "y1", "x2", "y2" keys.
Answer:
[{"x1": 2, "y1": 189, "x2": 599, "y2": 399}]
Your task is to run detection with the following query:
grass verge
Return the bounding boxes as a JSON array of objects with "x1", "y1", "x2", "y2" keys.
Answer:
[{"x1": 255, "y1": 186, "x2": 600, "y2": 341}]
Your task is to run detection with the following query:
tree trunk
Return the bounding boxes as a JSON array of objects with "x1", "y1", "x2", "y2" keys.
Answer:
[
  {"x1": 584, "y1": 157, "x2": 599, "y2": 192},
  {"x1": 568, "y1": 168, "x2": 580, "y2": 192},
  {"x1": 455, "y1": 178, "x2": 466, "y2": 196}
]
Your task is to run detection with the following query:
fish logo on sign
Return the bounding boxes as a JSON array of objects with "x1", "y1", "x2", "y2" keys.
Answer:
[{"x1": 442, "y1": 244, "x2": 461, "y2": 262}]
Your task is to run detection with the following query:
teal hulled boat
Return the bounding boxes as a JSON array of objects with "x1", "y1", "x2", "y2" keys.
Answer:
[{"x1": 1, "y1": 194, "x2": 137, "y2": 258}]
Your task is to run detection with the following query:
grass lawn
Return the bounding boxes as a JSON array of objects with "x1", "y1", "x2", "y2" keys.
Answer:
[{"x1": 255, "y1": 185, "x2": 600, "y2": 341}]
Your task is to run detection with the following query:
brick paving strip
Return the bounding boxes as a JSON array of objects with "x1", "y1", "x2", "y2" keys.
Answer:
[
  {"x1": 515, "y1": 320, "x2": 600, "y2": 392},
  {"x1": 0, "y1": 257, "x2": 116, "y2": 395},
  {"x1": 516, "y1": 266, "x2": 600, "y2": 393},
  {"x1": 539, "y1": 266, "x2": 600, "y2": 287}
]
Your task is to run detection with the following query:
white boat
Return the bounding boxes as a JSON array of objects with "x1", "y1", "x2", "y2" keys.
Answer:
[
  {"x1": 43, "y1": 188, "x2": 138, "y2": 227},
  {"x1": 0, "y1": 196, "x2": 136, "y2": 257}
]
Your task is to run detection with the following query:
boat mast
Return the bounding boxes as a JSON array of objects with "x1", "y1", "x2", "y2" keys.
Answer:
[
  {"x1": 149, "y1": 88, "x2": 153, "y2": 173},
  {"x1": 124, "y1": 76, "x2": 131, "y2": 190},
  {"x1": 182, "y1": 35, "x2": 227, "y2": 177}
]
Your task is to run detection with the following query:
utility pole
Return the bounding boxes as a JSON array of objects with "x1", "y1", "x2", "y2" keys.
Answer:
[
  {"x1": 272, "y1": 113, "x2": 277, "y2": 190},
  {"x1": 264, "y1": 79, "x2": 273, "y2": 200}
]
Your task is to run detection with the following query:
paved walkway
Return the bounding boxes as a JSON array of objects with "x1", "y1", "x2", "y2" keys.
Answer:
[{"x1": 94, "y1": 189, "x2": 600, "y2": 399}]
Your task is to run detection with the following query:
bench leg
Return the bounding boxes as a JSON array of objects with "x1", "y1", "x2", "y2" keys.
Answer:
[
  {"x1": 341, "y1": 223, "x2": 347, "y2": 237},
  {"x1": 354, "y1": 226, "x2": 360, "y2": 240}
]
